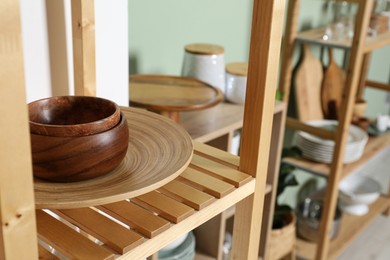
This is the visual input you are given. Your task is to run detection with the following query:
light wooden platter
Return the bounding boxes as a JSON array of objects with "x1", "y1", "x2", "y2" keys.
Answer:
[
  {"x1": 34, "y1": 107, "x2": 194, "y2": 209},
  {"x1": 129, "y1": 74, "x2": 223, "y2": 122},
  {"x1": 129, "y1": 74, "x2": 223, "y2": 111}
]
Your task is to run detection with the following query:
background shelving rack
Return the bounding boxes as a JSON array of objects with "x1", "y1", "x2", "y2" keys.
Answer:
[
  {"x1": 279, "y1": 0, "x2": 390, "y2": 259},
  {"x1": 0, "y1": 0, "x2": 287, "y2": 259}
]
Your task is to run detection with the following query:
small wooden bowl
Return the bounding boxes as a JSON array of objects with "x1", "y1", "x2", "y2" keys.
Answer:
[
  {"x1": 29, "y1": 96, "x2": 120, "y2": 137},
  {"x1": 30, "y1": 113, "x2": 129, "y2": 182}
]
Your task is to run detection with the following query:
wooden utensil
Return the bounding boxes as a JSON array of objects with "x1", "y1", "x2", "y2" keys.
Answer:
[
  {"x1": 294, "y1": 44, "x2": 324, "y2": 121},
  {"x1": 34, "y1": 107, "x2": 194, "y2": 209},
  {"x1": 321, "y1": 48, "x2": 346, "y2": 119},
  {"x1": 129, "y1": 74, "x2": 223, "y2": 122}
]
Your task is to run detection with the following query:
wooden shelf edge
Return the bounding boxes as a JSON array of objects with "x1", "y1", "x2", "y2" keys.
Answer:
[
  {"x1": 366, "y1": 80, "x2": 390, "y2": 92},
  {"x1": 364, "y1": 30, "x2": 390, "y2": 53},
  {"x1": 329, "y1": 196, "x2": 390, "y2": 258},
  {"x1": 223, "y1": 184, "x2": 272, "y2": 220},
  {"x1": 296, "y1": 27, "x2": 351, "y2": 50},
  {"x1": 296, "y1": 27, "x2": 390, "y2": 52},
  {"x1": 181, "y1": 101, "x2": 286, "y2": 144},
  {"x1": 118, "y1": 179, "x2": 256, "y2": 259},
  {"x1": 296, "y1": 196, "x2": 390, "y2": 259}
]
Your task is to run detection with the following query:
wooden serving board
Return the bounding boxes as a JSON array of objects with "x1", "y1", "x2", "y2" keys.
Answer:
[
  {"x1": 321, "y1": 48, "x2": 346, "y2": 119},
  {"x1": 34, "y1": 107, "x2": 194, "y2": 209},
  {"x1": 294, "y1": 44, "x2": 324, "y2": 121},
  {"x1": 129, "y1": 74, "x2": 223, "y2": 112}
]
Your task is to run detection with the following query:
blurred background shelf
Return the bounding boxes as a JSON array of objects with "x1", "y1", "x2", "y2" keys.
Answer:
[
  {"x1": 279, "y1": 0, "x2": 390, "y2": 258},
  {"x1": 283, "y1": 130, "x2": 390, "y2": 178},
  {"x1": 296, "y1": 196, "x2": 390, "y2": 259},
  {"x1": 296, "y1": 27, "x2": 390, "y2": 52}
]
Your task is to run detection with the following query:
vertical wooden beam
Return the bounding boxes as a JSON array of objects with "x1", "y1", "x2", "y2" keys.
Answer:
[
  {"x1": 316, "y1": 0, "x2": 374, "y2": 259},
  {"x1": 356, "y1": 52, "x2": 372, "y2": 100},
  {"x1": 0, "y1": 0, "x2": 38, "y2": 258},
  {"x1": 71, "y1": 0, "x2": 96, "y2": 96},
  {"x1": 278, "y1": 0, "x2": 300, "y2": 102},
  {"x1": 258, "y1": 106, "x2": 287, "y2": 258},
  {"x1": 46, "y1": 0, "x2": 70, "y2": 96},
  {"x1": 230, "y1": 0, "x2": 286, "y2": 258}
]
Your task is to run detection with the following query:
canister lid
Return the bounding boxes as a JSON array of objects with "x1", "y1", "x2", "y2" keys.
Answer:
[
  {"x1": 226, "y1": 62, "x2": 248, "y2": 76},
  {"x1": 184, "y1": 43, "x2": 224, "y2": 55}
]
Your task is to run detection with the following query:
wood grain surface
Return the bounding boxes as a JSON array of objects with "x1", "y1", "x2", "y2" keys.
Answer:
[
  {"x1": 129, "y1": 74, "x2": 223, "y2": 112},
  {"x1": 31, "y1": 112, "x2": 128, "y2": 182},
  {"x1": 321, "y1": 48, "x2": 346, "y2": 119},
  {"x1": 34, "y1": 107, "x2": 193, "y2": 209},
  {"x1": 294, "y1": 44, "x2": 324, "y2": 121}
]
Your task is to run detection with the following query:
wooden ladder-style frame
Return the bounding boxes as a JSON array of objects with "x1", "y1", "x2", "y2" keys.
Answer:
[
  {"x1": 0, "y1": 0, "x2": 286, "y2": 259},
  {"x1": 279, "y1": 0, "x2": 390, "y2": 259}
]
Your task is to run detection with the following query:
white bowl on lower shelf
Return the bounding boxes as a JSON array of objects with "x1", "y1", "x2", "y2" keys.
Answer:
[
  {"x1": 339, "y1": 202, "x2": 369, "y2": 216},
  {"x1": 339, "y1": 174, "x2": 382, "y2": 208}
]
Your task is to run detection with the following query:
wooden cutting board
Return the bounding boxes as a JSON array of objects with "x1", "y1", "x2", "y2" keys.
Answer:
[
  {"x1": 321, "y1": 48, "x2": 346, "y2": 119},
  {"x1": 294, "y1": 44, "x2": 324, "y2": 121}
]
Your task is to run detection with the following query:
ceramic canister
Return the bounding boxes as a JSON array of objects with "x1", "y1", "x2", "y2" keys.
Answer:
[
  {"x1": 181, "y1": 43, "x2": 226, "y2": 94},
  {"x1": 225, "y1": 62, "x2": 248, "y2": 105}
]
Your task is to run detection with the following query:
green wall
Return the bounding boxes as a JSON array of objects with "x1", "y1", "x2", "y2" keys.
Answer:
[{"x1": 129, "y1": 0, "x2": 253, "y2": 75}]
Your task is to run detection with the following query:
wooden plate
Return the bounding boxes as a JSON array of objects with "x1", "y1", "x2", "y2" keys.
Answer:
[
  {"x1": 129, "y1": 74, "x2": 223, "y2": 112},
  {"x1": 34, "y1": 107, "x2": 194, "y2": 209}
]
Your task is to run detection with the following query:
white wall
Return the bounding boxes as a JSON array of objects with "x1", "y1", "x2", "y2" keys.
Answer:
[
  {"x1": 20, "y1": 0, "x2": 52, "y2": 103},
  {"x1": 20, "y1": 0, "x2": 129, "y2": 106},
  {"x1": 95, "y1": 0, "x2": 129, "y2": 106}
]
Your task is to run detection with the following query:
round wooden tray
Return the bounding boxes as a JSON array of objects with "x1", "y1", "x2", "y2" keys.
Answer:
[
  {"x1": 34, "y1": 107, "x2": 194, "y2": 209},
  {"x1": 129, "y1": 74, "x2": 223, "y2": 112}
]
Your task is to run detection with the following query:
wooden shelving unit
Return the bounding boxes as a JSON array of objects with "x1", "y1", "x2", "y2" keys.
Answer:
[
  {"x1": 0, "y1": 0, "x2": 287, "y2": 259},
  {"x1": 279, "y1": 0, "x2": 390, "y2": 259},
  {"x1": 179, "y1": 101, "x2": 286, "y2": 259}
]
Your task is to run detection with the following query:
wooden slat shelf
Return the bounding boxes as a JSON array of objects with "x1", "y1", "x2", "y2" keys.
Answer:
[
  {"x1": 296, "y1": 27, "x2": 390, "y2": 53},
  {"x1": 283, "y1": 131, "x2": 390, "y2": 178},
  {"x1": 296, "y1": 196, "x2": 390, "y2": 259},
  {"x1": 36, "y1": 141, "x2": 266, "y2": 259}
]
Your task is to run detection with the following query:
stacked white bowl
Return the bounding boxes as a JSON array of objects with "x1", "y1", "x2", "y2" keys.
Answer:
[
  {"x1": 339, "y1": 174, "x2": 382, "y2": 216},
  {"x1": 295, "y1": 120, "x2": 368, "y2": 164}
]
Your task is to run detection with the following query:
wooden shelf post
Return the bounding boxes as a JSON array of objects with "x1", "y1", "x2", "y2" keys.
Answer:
[
  {"x1": 0, "y1": 0, "x2": 38, "y2": 258},
  {"x1": 71, "y1": 0, "x2": 96, "y2": 96},
  {"x1": 231, "y1": 0, "x2": 286, "y2": 258},
  {"x1": 316, "y1": 1, "x2": 374, "y2": 258}
]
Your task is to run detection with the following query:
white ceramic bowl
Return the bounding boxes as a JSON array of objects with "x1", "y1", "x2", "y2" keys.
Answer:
[
  {"x1": 339, "y1": 203, "x2": 369, "y2": 216},
  {"x1": 339, "y1": 175, "x2": 381, "y2": 205},
  {"x1": 295, "y1": 120, "x2": 368, "y2": 164}
]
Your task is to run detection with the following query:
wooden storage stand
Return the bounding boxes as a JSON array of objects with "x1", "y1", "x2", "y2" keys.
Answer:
[
  {"x1": 180, "y1": 101, "x2": 287, "y2": 259},
  {"x1": 0, "y1": 0, "x2": 287, "y2": 259},
  {"x1": 279, "y1": 0, "x2": 390, "y2": 259}
]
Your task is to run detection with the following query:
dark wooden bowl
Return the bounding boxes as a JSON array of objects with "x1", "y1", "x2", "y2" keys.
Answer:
[
  {"x1": 30, "y1": 113, "x2": 129, "y2": 182},
  {"x1": 29, "y1": 96, "x2": 120, "y2": 137}
]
